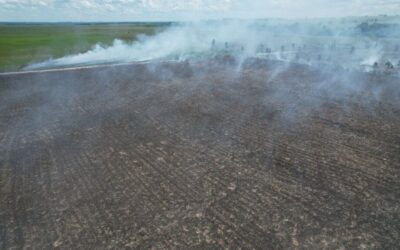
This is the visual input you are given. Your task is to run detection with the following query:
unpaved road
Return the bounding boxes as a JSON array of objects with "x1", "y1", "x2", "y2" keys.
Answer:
[{"x1": 0, "y1": 60, "x2": 399, "y2": 249}]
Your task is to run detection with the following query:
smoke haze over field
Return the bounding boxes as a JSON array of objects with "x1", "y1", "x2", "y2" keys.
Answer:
[
  {"x1": 1, "y1": 1, "x2": 399, "y2": 71},
  {"x1": 26, "y1": 17, "x2": 400, "y2": 73},
  {"x1": 2, "y1": 1, "x2": 400, "y2": 250}
]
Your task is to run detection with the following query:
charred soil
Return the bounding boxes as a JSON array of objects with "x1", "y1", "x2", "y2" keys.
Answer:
[{"x1": 0, "y1": 60, "x2": 399, "y2": 249}]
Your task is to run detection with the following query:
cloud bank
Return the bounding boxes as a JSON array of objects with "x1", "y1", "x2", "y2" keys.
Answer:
[{"x1": 0, "y1": 0, "x2": 400, "y2": 21}]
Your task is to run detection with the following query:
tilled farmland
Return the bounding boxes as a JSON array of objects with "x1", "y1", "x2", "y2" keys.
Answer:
[{"x1": 0, "y1": 60, "x2": 399, "y2": 249}]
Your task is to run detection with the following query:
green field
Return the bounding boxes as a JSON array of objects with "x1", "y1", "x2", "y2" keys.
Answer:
[{"x1": 0, "y1": 23, "x2": 167, "y2": 72}]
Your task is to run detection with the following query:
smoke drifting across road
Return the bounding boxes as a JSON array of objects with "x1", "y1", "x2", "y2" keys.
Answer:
[{"x1": 26, "y1": 18, "x2": 400, "y2": 72}]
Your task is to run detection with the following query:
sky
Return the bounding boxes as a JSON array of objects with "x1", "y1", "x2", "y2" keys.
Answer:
[{"x1": 0, "y1": 0, "x2": 400, "y2": 22}]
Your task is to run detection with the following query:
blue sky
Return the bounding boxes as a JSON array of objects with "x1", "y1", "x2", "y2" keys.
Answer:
[{"x1": 0, "y1": 0, "x2": 400, "y2": 22}]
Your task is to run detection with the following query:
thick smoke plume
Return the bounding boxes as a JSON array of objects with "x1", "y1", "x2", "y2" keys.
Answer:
[{"x1": 26, "y1": 18, "x2": 400, "y2": 73}]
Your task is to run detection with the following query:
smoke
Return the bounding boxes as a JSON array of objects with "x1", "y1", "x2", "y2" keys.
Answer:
[
  {"x1": 25, "y1": 17, "x2": 400, "y2": 75},
  {"x1": 26, "y1": 21, "x2": 260, "y2": 69},
  {"x1": 19, "y1": 17, "x2": 400, "y2": 123},
  {"x1": 2, "y1": 18, "x2": 400, "y2": 246}
]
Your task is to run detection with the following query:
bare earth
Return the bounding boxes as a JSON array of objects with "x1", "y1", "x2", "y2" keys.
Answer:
[{"x1": 0, "y1": 60, "x2": 399, "y2": 249}]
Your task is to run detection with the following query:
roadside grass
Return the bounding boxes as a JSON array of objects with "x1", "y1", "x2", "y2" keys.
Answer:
[{"x1": 0, "y1": 23, "x2": 165, "y2": 72}]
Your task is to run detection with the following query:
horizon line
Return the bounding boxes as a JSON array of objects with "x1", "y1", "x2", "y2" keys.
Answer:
[{"x1": 1, "y1": 14, "x2": 399, "y2": 24}]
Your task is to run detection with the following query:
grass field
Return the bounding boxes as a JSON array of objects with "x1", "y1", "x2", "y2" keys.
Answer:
[{"x1": 0, "y1": 23, "x2": 167, "y2": 72}]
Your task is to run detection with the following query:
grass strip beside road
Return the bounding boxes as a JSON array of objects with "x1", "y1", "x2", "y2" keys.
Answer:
[{"x1": 0, "y1": 23, "x2": 165, "y2": 72}]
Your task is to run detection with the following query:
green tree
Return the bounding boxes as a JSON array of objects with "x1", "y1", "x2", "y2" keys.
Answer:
[{"x1": 385, "y1": 61, "x2": 394, "y2": 70}]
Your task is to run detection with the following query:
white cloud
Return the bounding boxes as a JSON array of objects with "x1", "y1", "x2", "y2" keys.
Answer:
[{"x1": 0, "y1": 0, "x2": 399, "y2": 21}]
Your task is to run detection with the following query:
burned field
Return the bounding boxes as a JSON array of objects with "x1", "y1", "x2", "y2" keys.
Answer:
[{"x1": 0, "y1": 60, "x2": 399, "y2": 249}]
